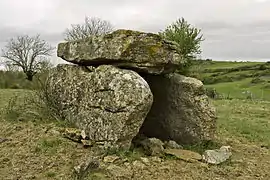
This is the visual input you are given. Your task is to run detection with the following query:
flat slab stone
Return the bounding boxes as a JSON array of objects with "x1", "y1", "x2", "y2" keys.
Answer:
[{"x1": 57, "y1": 29, "x2": 185, "y2": 74}]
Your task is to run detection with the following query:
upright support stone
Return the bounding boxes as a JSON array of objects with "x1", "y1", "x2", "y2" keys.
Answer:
[
  {"x1": 46, "y1": 64, "x2": 153, "y2": 149},
  {"x1": 139, "y1": 73, "x2": 217, "y2": 145}
]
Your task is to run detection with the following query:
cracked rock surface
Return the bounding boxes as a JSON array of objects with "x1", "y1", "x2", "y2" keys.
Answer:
[
  {"x1": 46, "y1": 64, "x2": 153, "y2": 149},
  {"x1": 57, "y1": 29, "x2": 185, "y2": 74}
]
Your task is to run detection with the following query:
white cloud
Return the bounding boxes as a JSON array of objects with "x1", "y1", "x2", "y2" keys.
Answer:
[{"x1": 0, "y1": 0, "x2": 270, "y2": 61}]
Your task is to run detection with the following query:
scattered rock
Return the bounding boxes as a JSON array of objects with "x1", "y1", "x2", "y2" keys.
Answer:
[
  {"x1": 81, "y1": 140, "x2": 94, "y2": 147},
  {"x1": 103, "y1": 155, "x2": 120, "y2": 163},
  {"x1": 261, "y1": 145, "x2": 269, "y2": 149},
  {"x1": 132, "y1": 160, "x2": 146, "y2": 169},
  {"x1": 150, "y1": 157, "x2": 162, "y2": 163},
  {"x1": 164, "y1": 149, "x2": 202, "y2": 162},
  {"x1": 57, "y1": 29, "x2": 185, "y2": 74},
  {"x1": 164, "y1": 140, "x2": 183, "y2": 149},
  {"x1": 140, "y1": 138, "x2": 164, "y2": 156},
  {"x1": 0, "y1": 138, "x2": 9, "y2": 143},
  {"x1": 140, "y1": 157, "x2": 150, "y2": 165},
  {"x1": 63, "y1": 128, "x2": 84, "y2": 143},
  {"x1": 47, "y1": 64, "x2": 153, "y2": 149},
  {"x1": 202, "y1": 146, "x2": 232, "y2": 165},
  {"x1": 74, "y1": 157, "x2": 100, "y2": 179},
  {"x1": 139, "y1": 73, "x2": 217, "y2": 145}
]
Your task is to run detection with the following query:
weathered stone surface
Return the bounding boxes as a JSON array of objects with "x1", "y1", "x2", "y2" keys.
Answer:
[
  {"x1": 164, "y1": 149, "x2": 202, "y2": 162},
  {"x1": 140, "y1": 138, "x2": 164, "y2": 156},
  {"x1": 47, "y1": 64, "x2": 153, "y2": 149},
  {"x1": 103, "y1": 155, "x2": 120, "y2": 163},
  {"x1": 164, "y1": 140, "x2": 183, "y2": 149},
  {"x1": 57, "y1": 29, "x2": 185, "y2": 74},
  {"x1": 202, "y1": 146, "x2": 232, "y2": 165},
  {"x1": 139, "y1": 73, "x2": 217, "y2": 145},
  {"x1": 73, "y1": 157, "x2": 100, "y2": 179}
]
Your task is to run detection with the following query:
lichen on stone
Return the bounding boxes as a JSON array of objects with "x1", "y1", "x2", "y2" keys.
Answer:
[{"x1": 57, "y1": 29, "x2": 186, "y2": 74}]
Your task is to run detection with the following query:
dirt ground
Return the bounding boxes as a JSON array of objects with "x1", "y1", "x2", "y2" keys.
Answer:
[{"x1": 0, "y1": 120, "x2": 269, "y2": 180}]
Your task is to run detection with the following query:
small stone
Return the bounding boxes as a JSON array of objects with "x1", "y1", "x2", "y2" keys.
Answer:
[
  {"x1": 150, "y1": 157, "x2": 162, "y2": 163},
  {"x1": 140, "y1": 138, "x2": 164, "y2": 156},
  {"x1": 202, "y1": 146, "x2": 232, "y2": 165},
  {"x1": 164, "y1": 149, "x2": 202, "y2": 162},
  {"x1": 81, "y1": 130, "x2": 87, "y2": 139},
  {"x1": 132, "y1": 160, "x2": 146, "y2": 169},
  {"x1": 122, "y1": 158, "x2": 129, "y2": 163},
  {"x1": 103, "y1": 155, "x2": 120, "y2": 163},
  {"x1": 140, "y1": 157, "x2": 150, "y2": 165},
  {"x1": 123, "y1": 162, "x2": 130, "y2": 167},
  {"x1": 81, "y1": 140, "x2": 93, "y2": 147},
  {"x1": 63, "y1": 128, "x2": 82, "y2": 142},
  {"x1": 0, "y1": 138, "x2": 9, "y2": 143},
  {"x1": 74, "y1": 157, "x2": 100, "y2": 178},
  {"x1": 164, "y1": 140, "x2": 183, "y2": 149}
]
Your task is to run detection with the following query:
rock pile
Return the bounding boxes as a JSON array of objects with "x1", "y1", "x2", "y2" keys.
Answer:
[{"x1": 47, "y1": 29, "x2": 217, "y2": 150}]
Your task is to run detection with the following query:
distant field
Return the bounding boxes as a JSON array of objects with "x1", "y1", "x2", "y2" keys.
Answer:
[
  {"x1": 205, "y1": 78, "x2": 270, "y2": 100},
  {"x1": 199, "y1": 61, "x2": 264, "y2": 69},
  {"x1": 191, "y1": 60, "x2": 270, "y2": 100}
]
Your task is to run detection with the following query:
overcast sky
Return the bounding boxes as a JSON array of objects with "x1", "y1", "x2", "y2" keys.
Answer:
[{"x1": 0, "y1": 0, "x2": 270, "y2": 64}]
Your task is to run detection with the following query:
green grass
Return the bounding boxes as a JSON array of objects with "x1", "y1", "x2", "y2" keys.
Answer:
[
  {"x1": 199, "y1": 61, "x2": 263, "y2": 70},
  {"x1": 35, "y1": 137, "x2": 65, "y2": 155},
  {"x1": 214, "y1": 99, "x2": 270, "y2": 147},
  {"x1": 205, "y1": 78, "x2": 270, "y2": 100},
  {"x1": 190, "y1": 60, "x2": 270, "y2": 101},
  {"x1": 0, "y1": 87, "x2": 270, "y2": 179}
]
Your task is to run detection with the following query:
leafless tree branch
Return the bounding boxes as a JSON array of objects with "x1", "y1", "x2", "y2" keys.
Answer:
[
  {"x1": 1, "y1": 34, "x2": 55, "y2": 81},
  {"x1": 64, "y1": 16, "x2": 114, "y2": 41}
]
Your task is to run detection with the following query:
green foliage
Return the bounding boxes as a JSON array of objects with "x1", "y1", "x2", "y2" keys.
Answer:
[
  {"x1": 0, "y1": 67, "x2": 52, "y2": 89},
  {"x1": 3, "y1": 91, "x2": 46, "y2": 122},
  {"x1": 2, "y1": 73, "x2": 65, "y2": 123},
  {"x1": 159, "y1": 17, "x2": 204, "y2": 60}
]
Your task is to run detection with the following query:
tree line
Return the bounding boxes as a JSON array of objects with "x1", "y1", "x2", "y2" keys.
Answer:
[{"x1": 0, "y1": 17, "x2": 204, "y2": 81}]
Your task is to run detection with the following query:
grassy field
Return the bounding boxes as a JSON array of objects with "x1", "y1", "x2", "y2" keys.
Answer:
[
  {"x1": 0, "y1": 60, "x2": 269, "y2": 179},
  {"x1": 0, "y1": 87, "x2": 269, "y2": 179},
  {"x1": 190, "y1": 60, "x2": 270, "y2": 101},
  {"x1": 200, "y1": 61, "x2": 263, "y2": 70}
]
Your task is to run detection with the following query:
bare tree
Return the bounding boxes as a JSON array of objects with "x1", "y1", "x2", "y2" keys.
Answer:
[
  {"x1": 64, "y1": 16, "x2": 114, "y2": 41},
  {"x1": 1, "y1": 34, "x2": 55, "y2": 81}
]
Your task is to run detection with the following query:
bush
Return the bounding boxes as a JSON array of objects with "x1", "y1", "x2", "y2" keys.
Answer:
[
  {"x1": 205, "y1": 88, "x2": 218, "y2": 99},
  {"x1": 0, "y1": 70, "x2": 50, "y2": 90},
  {"x1": 3, "y1": 71, "x2": 65, "y2": 123}
]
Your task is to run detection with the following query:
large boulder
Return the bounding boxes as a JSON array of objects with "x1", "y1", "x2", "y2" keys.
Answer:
[
  {"x1": 46, "y1": 64, "x2": 153, "y2": 149},
  {"x1": 139, "y1": 73, "x2": 217, "y2": 145},
  {"x1": 57, "y1": 29, "x2": 185, "y2": 74}
]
